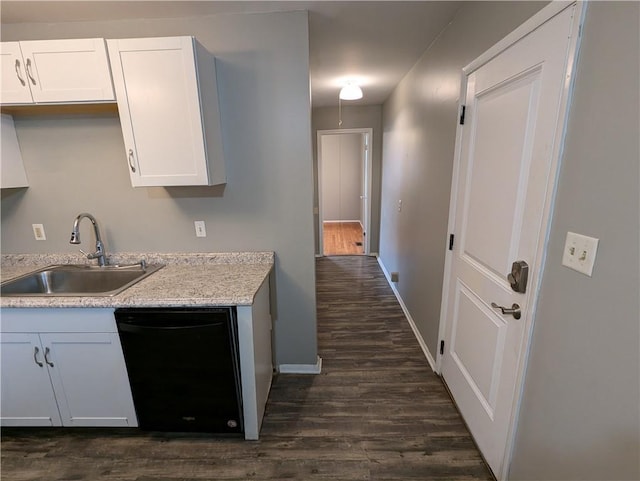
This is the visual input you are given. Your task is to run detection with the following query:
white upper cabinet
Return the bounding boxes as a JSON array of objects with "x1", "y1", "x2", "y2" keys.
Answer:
[
  {"x1": 1, "y1": 39, "x2": 115, "y2": 105},
  {"x1": 1, "y1": 114, "x2": 28, "y2": 188},
  {"x1": 107, "y1": 36, "x2": 226, "y2": 187}
]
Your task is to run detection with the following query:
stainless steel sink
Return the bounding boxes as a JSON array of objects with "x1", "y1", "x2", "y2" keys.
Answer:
[{"x1": 1, "y1": 263, "x2": 164, "y2": 297}]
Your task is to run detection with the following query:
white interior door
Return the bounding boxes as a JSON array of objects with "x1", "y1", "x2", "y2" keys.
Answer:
[{"x1": 440, "y1": 4, "x2": 582, "y2": 478}]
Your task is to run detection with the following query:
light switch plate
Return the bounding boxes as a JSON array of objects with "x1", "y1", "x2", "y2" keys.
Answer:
[
  {"x1": 194, "y1": 221, "x2": 207, "y2": 238},
  {"x1": 562, "y1": 231, "x2": 599, "y2": 276}
]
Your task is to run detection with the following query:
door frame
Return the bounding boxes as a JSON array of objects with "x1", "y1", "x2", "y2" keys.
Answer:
[
  {"x1": 317, "y1": 128, "x2": 373, "y2": 256},
  {"x1": 436, "y1": 2, "x2": 586, "y2": 480}
]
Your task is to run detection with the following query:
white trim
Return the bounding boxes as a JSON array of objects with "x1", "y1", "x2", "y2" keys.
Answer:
[
  {"x1": 437, "y1": 3, "x2": 586, "y2": 480},
  {"x1": 463, "y1": 1, "x2": 576, "y2": 75},
  {"x1": 322, "y1": 219, "x2": 361, "y2": 224},
  {"x1": 377, "y1": 257, "x2": 436, "y2": 371},
  {"x1": 278, "y1": 356, "x2": 322, "y2": 374},
  {"x1": 317, "y1": 128, "x2": 373, "y2": 257}
]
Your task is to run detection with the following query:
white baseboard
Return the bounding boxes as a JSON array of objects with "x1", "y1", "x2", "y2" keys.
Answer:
[
  {"x1": 322, "y1": 220, "x2": 361, "y2": 224},
  {"x1": 377, "y1": 257, "x2": 437, "y2": 372},
  {"x1": 278, "y1": 356, "x2": 323, "y2": 374}
]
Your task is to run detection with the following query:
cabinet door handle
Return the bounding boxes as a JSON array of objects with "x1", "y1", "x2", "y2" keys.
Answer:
[
  {"x1": 33, "y1": 346, "x2": 44, "y2": 367},
  {"x1": 128, "y1": 149, "x2": 136, "y2": 173},
  {"x1": 44, "y1": 347, "x2": 54, "y2": 367},
  {"x1": 14, "y1": 59, "x2": 26, "y2": 86},
  {"x1": 25, "y1": 58, "x2": 37, "y2": 85}
]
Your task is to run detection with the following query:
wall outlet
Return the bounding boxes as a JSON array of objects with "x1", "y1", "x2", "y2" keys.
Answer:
[
  {"x1": 194, "y1": 221, "x2": 207, "y2": 238},
  {"x1": 562, "y1": 231, "x2": 599, "y2": 276},
  {"x1": 398, "y1": 199, "x2": 402, "y2": 212},
  {"x1": 391, "y1": 272, "x2": 399, "y2": 282},
  {"x1": 32, "y1": 224, "x2": 46, "y2": 241}
]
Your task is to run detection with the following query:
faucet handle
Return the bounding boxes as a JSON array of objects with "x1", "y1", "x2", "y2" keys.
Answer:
[{"x1": 79, "y1": 249, "x2": 90, "y2": 258}]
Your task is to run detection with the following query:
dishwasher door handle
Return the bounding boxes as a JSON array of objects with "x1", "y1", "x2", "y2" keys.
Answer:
[{"x1": 117, "y1": 321, "x2": 225, "y2": 333}]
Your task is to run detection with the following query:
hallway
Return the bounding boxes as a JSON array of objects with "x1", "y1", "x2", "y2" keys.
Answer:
[{"x1": 0, "y1": 256, "x2": 491, "y2": 480}]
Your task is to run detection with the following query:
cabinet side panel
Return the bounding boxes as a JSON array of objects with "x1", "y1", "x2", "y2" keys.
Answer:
[
  {"x1": 1, "y1": 114, "x2": 29, "y2": 188},
  {"x1": 194, "y1": 39, "x2": 226, "y2": 185},
  {"x1": 251, "y1": 278, "x2": 273, "y2": 430},
  {"x1": 237, "y1": 303, "x2": 258, "y2": 439}
]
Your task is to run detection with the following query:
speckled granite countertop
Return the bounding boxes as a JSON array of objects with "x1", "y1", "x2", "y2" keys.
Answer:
[{"x1": 0, "y1": 252, "x2": 274, "y2": 308}]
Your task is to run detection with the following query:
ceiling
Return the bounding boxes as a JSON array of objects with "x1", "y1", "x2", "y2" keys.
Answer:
[{"x1": 0, "y1": 1, "x2": 463, "y2": 107}]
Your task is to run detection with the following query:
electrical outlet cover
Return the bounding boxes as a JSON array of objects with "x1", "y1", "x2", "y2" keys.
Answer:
[{"x1": 32, "y1": 224, "x2": 46, "y2": 241}]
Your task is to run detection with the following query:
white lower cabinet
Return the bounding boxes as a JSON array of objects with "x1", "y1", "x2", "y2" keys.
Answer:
[
  {"x1": 1, "y1": 333, "x2": 62, "y2": 426},
  {"x1": 0, "y1": 308, "x2": 137, "y2": 427}
]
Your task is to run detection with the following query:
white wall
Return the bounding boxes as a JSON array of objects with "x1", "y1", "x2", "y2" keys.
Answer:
[{"x1": 0, "y1": 11, "x2": 317, "y2": 366}]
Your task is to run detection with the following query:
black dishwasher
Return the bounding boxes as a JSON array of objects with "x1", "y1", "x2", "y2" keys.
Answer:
[{"x1": 115, "y1": 307, "x2": 243, "y2": 435}]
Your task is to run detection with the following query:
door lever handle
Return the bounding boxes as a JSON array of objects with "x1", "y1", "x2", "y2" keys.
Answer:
[{"x1": 491, "y1": 302, "x2": 521, "y2": 320}]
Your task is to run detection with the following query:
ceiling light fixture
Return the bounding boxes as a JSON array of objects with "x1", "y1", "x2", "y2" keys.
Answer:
[
  {"x1": 338, "y1": 82, "x2": 363, "y2": 127},
  {"x1": 339, "y1": 83, "x2": 363, "y2": 100}
]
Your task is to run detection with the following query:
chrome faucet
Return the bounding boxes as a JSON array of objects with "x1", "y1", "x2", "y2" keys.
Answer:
[{"x1": 69, "y1": 212, "x2": 107, "y2": 267}]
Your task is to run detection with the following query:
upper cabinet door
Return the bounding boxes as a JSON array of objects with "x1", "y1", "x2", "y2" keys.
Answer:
[
  {"x1": 0, "y1": 39, "x2": 115, "y2": 105},
  {"x1": 107, "y1": 36, "x2": 225, "y2": 187},
  {"x1": 0, "y1": 42, "x2": 33, "y2": 104}
]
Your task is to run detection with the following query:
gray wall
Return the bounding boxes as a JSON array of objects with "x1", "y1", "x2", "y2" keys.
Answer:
[
  {"x1": 320, "y1": 133, "x2": 363, "y2": 222},
  {"x1": 0, "y1": 11, "x2": 318, "y2": 366},
  {"x1": 380, "y1": 1, "x2": 639, "y2": 478},
  {"x1": 510, "y1": 3, "x2": 640, "y2": 479},
  {"x1": 379, "y1": 2, "x2": 546, "y2": 357},
  {"x1": 312, "y1": 104, "x2": 382, "y2": 254}
]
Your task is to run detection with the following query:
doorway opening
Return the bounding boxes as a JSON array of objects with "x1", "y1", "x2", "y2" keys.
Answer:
[{"x1": 317, "y1": 128, "x2": 372, "y2": 256}]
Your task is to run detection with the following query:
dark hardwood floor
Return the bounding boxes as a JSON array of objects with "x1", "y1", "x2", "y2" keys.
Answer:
[{"x1": 1, "y1": 256, "x2": 492, "y2": 481}]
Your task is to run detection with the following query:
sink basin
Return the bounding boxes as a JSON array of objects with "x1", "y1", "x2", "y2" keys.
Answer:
[{"x1": 1, "y1": 263, "x2": 164, "y2": 297}]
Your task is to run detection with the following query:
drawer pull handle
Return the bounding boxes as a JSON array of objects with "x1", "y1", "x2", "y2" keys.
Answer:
[
  {"x1": 33, "y1": 346, "x2": 43, "y2": 367},
  {"x1": 44, "y1": 347, "x2": 54, "y2": 367}
]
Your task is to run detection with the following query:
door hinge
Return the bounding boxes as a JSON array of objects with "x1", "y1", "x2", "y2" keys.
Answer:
[
  {"x1": 449, "y1": 234, "x2": 455, "y2": 250},
  {"x1": 440, "y1": 340, "x2": 445, "y2": 355},
  {"x1": 459, "y1": 105, "x2": 466, "y2": 125}
]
